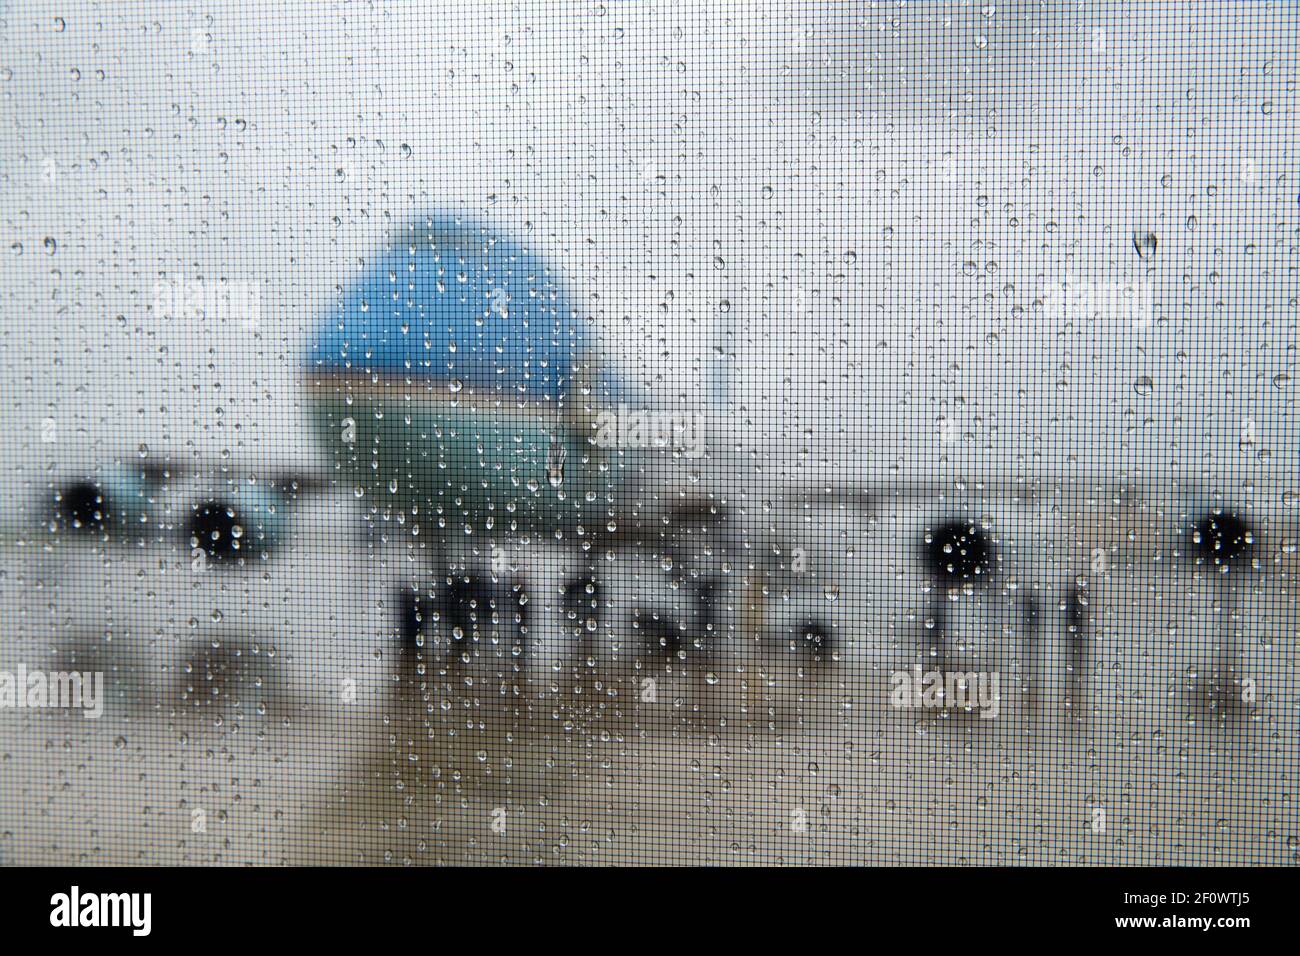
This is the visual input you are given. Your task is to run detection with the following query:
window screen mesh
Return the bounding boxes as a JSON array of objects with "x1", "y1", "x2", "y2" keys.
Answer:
[{"x1": 0, "y1": 1, "x2": 1296, "y2": 866}]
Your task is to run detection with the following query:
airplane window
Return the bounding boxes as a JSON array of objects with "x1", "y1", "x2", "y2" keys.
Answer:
[{"x1": 0, "y1": 0, "x2": 1296, "y2": 892}]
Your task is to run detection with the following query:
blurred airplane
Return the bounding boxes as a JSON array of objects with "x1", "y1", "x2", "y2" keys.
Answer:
[
  {"x1": 0, "y1": 0, "x2": 1294, "y2": 867},
  {"x1": 8, "y1": 211, "x2": 1287, "y2": 728},
  {"x1": 2, "y1": 210, "x2": 1296, "y2": 869}
]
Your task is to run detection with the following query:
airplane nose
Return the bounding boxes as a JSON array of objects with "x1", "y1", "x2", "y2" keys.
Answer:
[
  {"x1": 922, "y1": 519, "x2": 995, "y2": 582},
  {"x1": 1191, "y1": 510, "x2": 1253, "y2": 568}
]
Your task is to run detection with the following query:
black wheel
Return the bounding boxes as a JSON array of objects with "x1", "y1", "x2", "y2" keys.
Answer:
[
  {"x1": 1191, "y1": 511, "x2": 1253, "y2": 568},
  {"x1": 922, "y1": 519, "x2": 995, "y2": 583},
  {"x1": 58, "y1": 481, "x2": 108, "y2": 531},
  {"x1": 188, "y1": 500, "x2": 241, "y2": 560}
]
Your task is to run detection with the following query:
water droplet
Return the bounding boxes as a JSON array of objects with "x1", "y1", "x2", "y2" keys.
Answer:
[
  {"x1": 42, "y1": 236, "x2": 57, "y2": 255},
  {"x1": 1133, "y1": 376, "x2": 1154, "y2": 396},
  {"x1": 1132, "y1": 231, "x2": 1157, "y2": 259},
  {"x1": 546, "y1": 436, "x2": 566, "y2": 489}
]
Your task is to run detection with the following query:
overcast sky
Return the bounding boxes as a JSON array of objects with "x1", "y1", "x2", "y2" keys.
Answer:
[{"x1": 0, "y1": 0, "x2": 1294, "y2": 512}]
